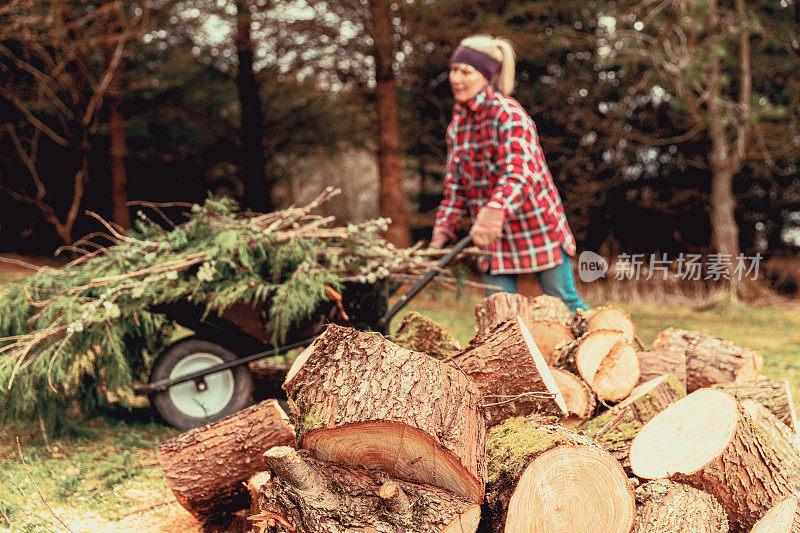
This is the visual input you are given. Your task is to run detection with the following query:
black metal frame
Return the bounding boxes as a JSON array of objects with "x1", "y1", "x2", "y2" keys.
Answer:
[{"x1": 134, "y1": 235, "x2": 473, "y2": 396}]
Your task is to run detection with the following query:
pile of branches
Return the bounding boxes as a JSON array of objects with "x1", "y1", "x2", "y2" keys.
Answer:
[{"x1": 0, "y1": 188, "x2": 476, "y2": 425}]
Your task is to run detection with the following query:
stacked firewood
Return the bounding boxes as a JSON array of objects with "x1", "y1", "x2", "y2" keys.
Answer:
[{"x1": 157, "y1": 292, "x2": 800, "y2": 533}]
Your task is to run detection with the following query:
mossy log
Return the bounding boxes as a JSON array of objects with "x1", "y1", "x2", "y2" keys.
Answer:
[
  {"x1": 550, "y1": 367, "x2": 596, "y2": 427},
  {"x1": 283, "y1": 324, "x2": 486, "y2": 503},
  {"x1": 158, "y1": 399, "x2": 296, "y2": 522},
  {"x1": 652, "y1": 328, "x2": 762, "y2": 392},
  {"x1": 444, "y1": 317, "x2": 567, "y2": 426},
  {"x1": 751, "y1": 495, "x2": 800, "y2": 533},
  {"x1": 579, "y1": 375, "x2": 685, "y2": 473},
  {"x1": 486, "y1": 419, "x2": 635, "y2": 533},
  {"x1": 528, "y1": 321, "x2": 575, "y2": 364},
  {"x1": 393, "y1": 311, "x2": 463, "y2": 360},
  {"x1": 740, "y1": 399, "x2": 800, "y2": 489},
  {"x1": 529, "y1": 294, "x2": 572, "y2": 324},
  {"x1": 556, "y1": 329, "x2": 640, "y2": 403},
  {"x1": 474, "y1": 292, "x2": 531, "y2": 339},
  {"x1": 632, "y1": 480, "x2": 728, "y2": 533},
  {"x1": 721, "y1": 378, "x2": 798, "y2": 433},
  {"x1": 630, "y1": 389, "x2": 797, "y2": 532},
  {"x1": 636, "y1": 345, "x2": 687, "y2": 390},
  {"x1": 248, "y1": 447, "x2": 481, "y2": 533},
  {"x1": 570, "y1": 305, "x2": 636, "y2": 342}
]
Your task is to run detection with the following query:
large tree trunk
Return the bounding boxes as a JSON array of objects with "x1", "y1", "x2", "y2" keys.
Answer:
[
  {"x1": 368, "y1": 0, "x2": 409, "y2": 247},
  {"x1": 158, "y1": 399, "x2": 296, "y2": 522},
  {"x1": 235, "y1": 0, "x2": 271, "y2": 212},
  {"x1": 652, "y1": 328, "x2": 762, "y2": 391},
  {"x1": 486, "y1": 419, "x2": 635, "y2": 533},
  {"x1": 633, "y1": 480, "x2": 729, "y2": 533},
  {"x1": 103, "y1": 15, "x2": 131, "y2": 230},
  {"x1": 249, "y1": 447, "x2": 481, "y2": 533},
  {"x1": 283, "y1": 324, "x2": 486, "y2": 503},
  {"x1": 444, "y1": 316, "x2": 568, "y2": 426},
  {"x1": 630, "y1": 389, "x2": 798, "y2": 532}
]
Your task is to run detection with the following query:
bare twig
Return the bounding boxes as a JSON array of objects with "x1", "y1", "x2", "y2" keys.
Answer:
[
  {"x1": 15, "y1": 437, "x2": 74, "y2": 533},
  {"x1": 594, "y1": 409, "x2": 629, "y2": 440}
]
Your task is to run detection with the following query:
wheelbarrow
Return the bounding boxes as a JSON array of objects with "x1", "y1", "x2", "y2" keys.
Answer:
[{"x1": 134, "y1": 236, "x2": 474, "y2": 430}]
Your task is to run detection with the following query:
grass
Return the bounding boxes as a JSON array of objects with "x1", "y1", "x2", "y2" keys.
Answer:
[{"x1": 1, "y1": 264, "x2": 800, "y2": 531}]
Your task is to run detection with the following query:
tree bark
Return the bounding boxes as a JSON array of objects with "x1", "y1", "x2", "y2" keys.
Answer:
[
  {"x1": 549, "y1": 367, "x2": 595, "y2": 427},
  {"x1": 283, "y1": 324, "x2": 486, "y2": 503},
  {"x1": 630, "y1": 389, "x2": 797, "y2": 532},
  {"x1": 633, "y1": 480, "x2": 729, "y2": 533},
  {"x1": 367, "y1": 0, "x2": 409, "y2": 247},
  {"x1": 158, "y1": 399, "x2": 296, "y2": 522},
  {"x1": 444, "y1": 316, "x2": 568, "y2": 426},
  {"x1": 529, "y1": 294, "x2": 572, "y2": 324},
  {"x1": 235, "y1": 0, "x2": 272, "y2": 212},
  {"x1": 751, "y1": 495, "x2": 800, "y2": 533},
  {"x1": 580, "y1": 375, "x2": 686, "y2": 473},
  {"x1": 393, "y1": 311, "x2": 462, "y2": 360},
  {"x1": 652, "y1": 328, "x2": 762, "y2": 391},
  {"x1": 636, "y1": 345, "x2": 687, "y2": 390},
  {"x1": 740, "y1": 399, "x2": 800, "y2": 489},
  {"x1": 721, "y1": 378, "x2": 798, "y2": 433},
  {"x1": 486, "y1": 420, "x2": 635, "y2": 533},
  {"x1": 248, "y1": 447, "x2": 481, "y2": 533},
  {"x1": 474, "y1": 292, "x2": 531, "y2": 339}
]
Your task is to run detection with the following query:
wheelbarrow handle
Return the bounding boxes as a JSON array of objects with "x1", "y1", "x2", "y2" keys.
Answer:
[{"x1": 376, "y1": 234, "x2": 473, "y2": 334}]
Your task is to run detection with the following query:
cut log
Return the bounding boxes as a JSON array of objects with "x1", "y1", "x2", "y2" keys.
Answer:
[
  {"x1": 751, "y1": 495, "x2": 800, "y2": 533},
  {"x1": 444, "y1": 316, "x2": 567, "y2": 426},
  {"x1": 721, "y1": 378, "x2": 798, "y2": 433},
  {"x1": 283, "y1": 324, "x2": 486, "y2": 503},
  {"x1": 632, "y1": 480, "x2": 728, "y2": 533},
  {"x1": 486, "y1": 419, "x2": 635, "y2": 533},
  {"x1": 393, "y1": 311, "x2": 463, "y2": 360},
  {"x1": 740, "y1": 399, "x2": 800, "y2": 488},
  {"x1": 528, "y1": 321, "x2": 575, "y2": 364},
  {"x1": 558, "y1": 329, "x2": 640, "y2": 403},
  {"x1": 529, "y1": 294, "x2": 572, "y2": 324},
  {"x1": 636, "y1": 345, "x2": 687, "y2": 390},
  {"x1": 248, "y1": 446, "x2": 481, "y2": 533},
  {"x1": 580, "y1": 375, "x2": 685, "y2": 473},
  {"x1": 550, "y1": 367, "x2": 596, "y2": 427},
  {"x1": 630, "y1": 388, "x2": 797, "y2": 532},
  {"x1": 571, "y1": 305, "x2": 636, "y2": 342},
  {"x1": 474, "y1": 292, "x2": 531, "y2": 339},
  {"x1": 652, "y1": 328, "x2": 762, "y2": 391},
  {"x1": 158, "y1": 399, "x2": 296, "y2": 521}
]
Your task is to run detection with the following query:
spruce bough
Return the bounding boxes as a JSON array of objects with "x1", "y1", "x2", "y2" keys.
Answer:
[{"x1": 0, "y1": 188, "x2": 471, "y2": 427}]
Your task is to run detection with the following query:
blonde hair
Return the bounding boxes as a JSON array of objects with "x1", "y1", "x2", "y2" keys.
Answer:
[{"x1": 459, "y1": 34, "x2": 516, "y2": 95}]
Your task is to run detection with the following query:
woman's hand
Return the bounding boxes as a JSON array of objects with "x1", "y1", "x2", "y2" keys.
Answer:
[
  {"x1": 470, "y1": 206, "x2": 505, "y2": 248},
  {"x1": 429, "y1": 226, "x2": 456, "y2": 248}
]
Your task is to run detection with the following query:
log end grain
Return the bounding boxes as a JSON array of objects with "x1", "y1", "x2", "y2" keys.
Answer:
[
  {"x1": 751, "y1": 495, "x2": 800, "y2": 533},
  {"x1": 528, "y1": 321, "x2": 575, "y2": 364}
]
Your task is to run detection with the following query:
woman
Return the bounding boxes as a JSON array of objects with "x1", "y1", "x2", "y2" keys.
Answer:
[{"x1": 430, "y1": 34, "x2": 589, "y2": 312}]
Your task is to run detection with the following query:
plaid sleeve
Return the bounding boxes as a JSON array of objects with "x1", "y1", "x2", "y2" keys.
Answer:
[
  {"x1": 434, "y1": 148, "x2": 467, "y2": 233},
  {"x1": 488, "y1": 112, "x2": 543, "y2": 215}
]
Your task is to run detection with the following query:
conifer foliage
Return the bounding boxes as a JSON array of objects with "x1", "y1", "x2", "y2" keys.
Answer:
[{"x1": 0, "y1": 188, "x2": 463, "y2": 426}]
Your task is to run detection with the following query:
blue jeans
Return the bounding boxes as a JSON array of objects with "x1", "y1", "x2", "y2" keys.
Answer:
[{"x1": 483, "y1": 248, "x2": 589, "y2": 313}]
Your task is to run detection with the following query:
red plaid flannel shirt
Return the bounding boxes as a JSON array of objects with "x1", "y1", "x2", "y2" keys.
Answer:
[{"x1": 434, "y1": 85, "x2": 577, "y2": 274}]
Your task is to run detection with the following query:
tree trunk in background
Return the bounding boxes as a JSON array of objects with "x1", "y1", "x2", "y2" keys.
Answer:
[
  {"x1": 368, "y1": 0, "x2": 410, "y2": 247},
  {"x1": 104, "y1": 15, "x2": 131, "y2": 230},
  {"x1": 235, "y1": 0, "x2": 272, "y2": 212}
]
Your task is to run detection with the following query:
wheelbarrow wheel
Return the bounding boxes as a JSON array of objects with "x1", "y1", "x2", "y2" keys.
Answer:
[{"x1": 150, "y1": 338, "x2": 253, "y2": 430}]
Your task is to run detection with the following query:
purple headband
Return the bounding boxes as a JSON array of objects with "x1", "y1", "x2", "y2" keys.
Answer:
[{"x1": 450, "y1": 45, "x2": 501, "y2": 82}]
